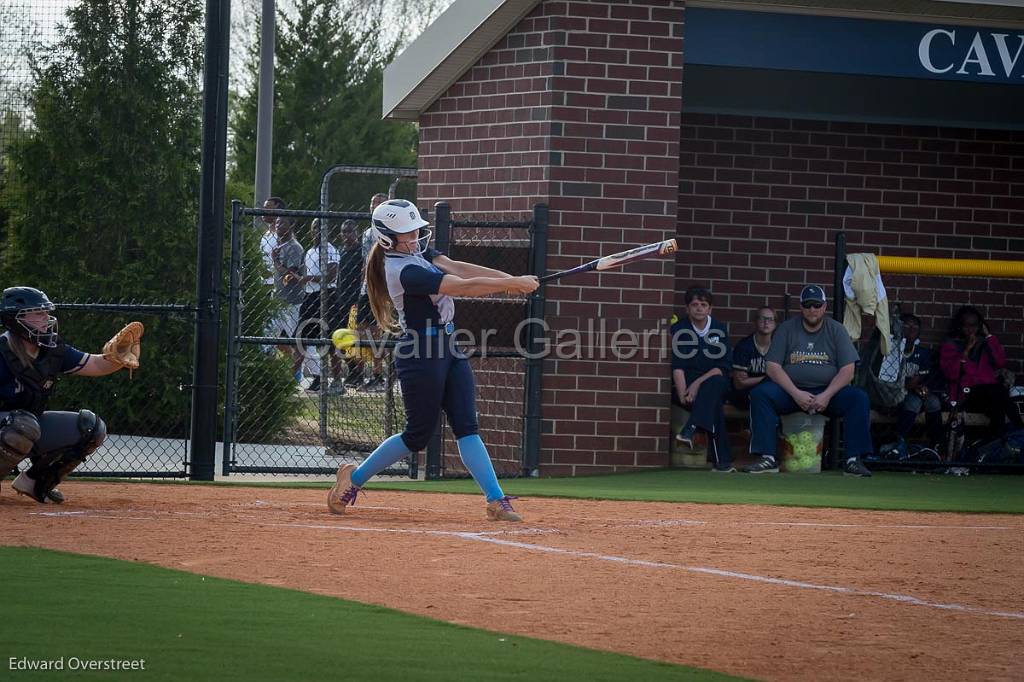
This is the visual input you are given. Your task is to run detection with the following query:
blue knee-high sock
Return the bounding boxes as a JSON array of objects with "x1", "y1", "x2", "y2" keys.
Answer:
[
  {"x1": 456, "y1": 434, "x2": 504, "y2": 502},
  {"x1": 351, "y1": 434, "x2": 412, "y2": 487}
]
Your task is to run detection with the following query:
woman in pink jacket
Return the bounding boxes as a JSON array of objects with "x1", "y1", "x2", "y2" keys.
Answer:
[{"x1": 940, "y1": 306, "x2": 1023, "y2": 436}]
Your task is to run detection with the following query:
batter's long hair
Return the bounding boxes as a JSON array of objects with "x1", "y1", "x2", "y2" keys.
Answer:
[{"x1": 365, "y1": 242, "x2": 399, "y2": 333}]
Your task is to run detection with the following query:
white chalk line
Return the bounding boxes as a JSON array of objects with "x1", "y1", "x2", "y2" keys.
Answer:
[
  {"x1": 263, "y1": 520, "x2": 1024, "y2": 622},
  {"x1": 24, "y1": 510, "x2": 1024, "y2": 620}
]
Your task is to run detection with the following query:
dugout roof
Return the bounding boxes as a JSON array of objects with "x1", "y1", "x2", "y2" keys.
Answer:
[{"x1": 383, "y1": 0, "x2": 1024, "y2": 124}]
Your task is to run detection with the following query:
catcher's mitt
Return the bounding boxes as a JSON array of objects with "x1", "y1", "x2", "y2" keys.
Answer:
[{"x1": 102, "y1": 321, "x2": 144, "y2": 373}]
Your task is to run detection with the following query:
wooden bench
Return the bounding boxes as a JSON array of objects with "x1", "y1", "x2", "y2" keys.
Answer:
[{"x1": 670, "y1": 403, "x2": 990, "y2": 469}]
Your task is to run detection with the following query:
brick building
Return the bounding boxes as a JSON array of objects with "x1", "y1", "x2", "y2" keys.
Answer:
[{"x1": 383, "y1": 0, "x2": 1024, "y2": 475}]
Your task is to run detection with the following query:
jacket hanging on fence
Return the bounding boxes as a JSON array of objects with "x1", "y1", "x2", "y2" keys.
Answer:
[{"x1": 843, "y1": 253, "x2": 892, "y2": 355}]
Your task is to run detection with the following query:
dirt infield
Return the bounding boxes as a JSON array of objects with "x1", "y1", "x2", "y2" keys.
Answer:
[{"x1": 2, "y1": 482, "x2": 1022, "y2": 681}]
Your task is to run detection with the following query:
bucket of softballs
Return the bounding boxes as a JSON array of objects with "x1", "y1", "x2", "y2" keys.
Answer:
[{"x1": 779, "y1": 412, "x2": 826, "y2": 473}]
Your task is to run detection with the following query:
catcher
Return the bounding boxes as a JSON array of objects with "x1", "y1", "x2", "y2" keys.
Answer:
[{"x1": 0, "y1": 286, "x2": 142, "y2": 504}]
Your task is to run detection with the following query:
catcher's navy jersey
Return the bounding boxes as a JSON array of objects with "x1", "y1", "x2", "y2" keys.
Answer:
[
  {"x1": 0, "y1": 332, "x2": 87, "y2": 404},
  {"x1": 384, "y1": 248, "x2": 454, "y2": 333}
]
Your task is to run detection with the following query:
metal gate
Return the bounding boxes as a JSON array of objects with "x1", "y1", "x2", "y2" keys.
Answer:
[{"x1": 221, "y1": 198, "x2": 548, "y2": 479}]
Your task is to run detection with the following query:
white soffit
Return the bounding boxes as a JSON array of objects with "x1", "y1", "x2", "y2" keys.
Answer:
[{"x1": 383, "y1": 0, "x2": 542, "y2": 120}]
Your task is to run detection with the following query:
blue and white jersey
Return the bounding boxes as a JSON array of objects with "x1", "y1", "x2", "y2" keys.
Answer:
[{"x1": 384, "y1": 248, "x2": 454, "y2": 333}]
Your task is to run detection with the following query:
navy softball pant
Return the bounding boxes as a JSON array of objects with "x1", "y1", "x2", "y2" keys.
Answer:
[{"x1": 394, "y1": 335, "x2": 479, "y2": 452}]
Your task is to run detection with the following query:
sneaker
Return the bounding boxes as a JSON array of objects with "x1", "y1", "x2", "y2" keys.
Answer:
[
  {"x1": 486, "y1": 496, "x2": 522, "y2": 522},
  {"x1": 843, "y1": 458, "x2": 873, "y2": 477},
  {"x1": 307, "y1": 376, "x2": 321, "y2": 392},
  {"x1": 742, "y1": 456, "x2": 779, "y2": 474},
  {"x1": 46, "y1": 487, "x2": 65, "y2": 504},
  {"x1": 12, "y1": 471, "x2": 46, "y2": 503},
  {"x1": 324, "y1": 382, "x2": 346, "y2": 397},
  {"x1": 343, "y1": 372, "x2": 363, "y2": 387},
  {"x1": 327, "y1": 463, "x2": 361, "y2": 515},
  {"x1": 675, "y1": 424, "x2": 697, "y2": 449},
  {"x1": 711, "y1": 466, "x2": 736, "y2": 473}
]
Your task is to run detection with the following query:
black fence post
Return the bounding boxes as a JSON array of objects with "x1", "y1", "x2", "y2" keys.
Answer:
[
  {"x1": 222, "y1": 200, "x2": 244, "y2": 476},
  {"x1": 190, "y1": 0, "x2": 231, "y2": 482},
  {"x1": 424, "y1": 201, "x2": 451, "y2": 480},
  {"x1": 522, "y1": 203, "x2": 548, "y2": 476},
  {"x1": 827, "y1": 230, "x2": 847, "y2": 471}
]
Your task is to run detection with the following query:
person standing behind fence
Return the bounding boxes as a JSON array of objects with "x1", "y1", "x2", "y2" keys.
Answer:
[
  {"x1": 939, "y1": 306, "x2": 1023, "y2": 438},
  {"x1": 260, "y1": 195, "x2": 292, "y2": 356},
  {"x1": 0, "y1": 287, "x2": 140, "y2": 504},
  {"x1": 260, "y1": 196, "x2": 286, "y2": 287},
  {"x1": 355, "y1": 193, "x2": 390, "y2": 391},
  {"x1": 270, "y1": 214, "x2": 306, "y2": 381},
  {"x1": 333, "y1": 219, "x2": 365, "y2": 393},
  {"x1": 327, "y1": 199, "x2": 539, "y2": 521},
  {"x1": 296, "y1": 218, "x2": 343, "y2": 393}
]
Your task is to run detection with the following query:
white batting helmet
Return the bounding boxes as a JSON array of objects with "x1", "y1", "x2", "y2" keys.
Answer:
[{"x1": 370, "y1": 199, "x2": 430, "y2": 250}]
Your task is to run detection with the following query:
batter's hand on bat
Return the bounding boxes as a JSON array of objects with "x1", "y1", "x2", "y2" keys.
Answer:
[{"x1": 505, "y1": 275, "x2": 539, "y2": 294}]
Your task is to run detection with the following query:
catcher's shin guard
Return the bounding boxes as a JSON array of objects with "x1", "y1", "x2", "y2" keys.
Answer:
[
  {"x1": 0, "y1": 410, "x2": 41, "y2": 478},
  {"x1": 24, "y1": 410, "x2": 106, "y2": 502}
]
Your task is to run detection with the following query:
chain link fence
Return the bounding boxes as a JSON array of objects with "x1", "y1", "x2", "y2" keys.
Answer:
[
  {"x1": 224, "y1": 196, "x2": 549, "y2": 480},
  {"x1": 223, "y1": 178, "x2": 417, "y2": 476},
  {"x1": 48, "y1": 302, "x2": 195, "y2": 478}
]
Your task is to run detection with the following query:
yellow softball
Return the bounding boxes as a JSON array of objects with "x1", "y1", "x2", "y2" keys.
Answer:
[{"x1": 331, "y1": 328, "x2": 358, "y2": 351}]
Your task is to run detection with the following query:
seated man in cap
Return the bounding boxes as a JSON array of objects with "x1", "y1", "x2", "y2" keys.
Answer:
[{"x1": 742, "y1": 285, "x2": 874, "y2": 476}]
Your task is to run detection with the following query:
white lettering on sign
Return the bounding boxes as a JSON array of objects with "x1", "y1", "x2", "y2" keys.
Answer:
[
  {"x1": 957, "y1": 33, "x2": 996, "y2": 76},
  {"x1": 992, "y1": 33, "x2": 1024, "y2": 77},
  {"x1": 919, "y1": 29, "x2": 1024, "y2": 79},
  {"x1": 919, "y1": 29, "x2": 955, "y2": 73}
]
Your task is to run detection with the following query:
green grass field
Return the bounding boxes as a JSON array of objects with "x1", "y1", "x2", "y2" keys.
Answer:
[
  {"x1": 152, "y1": 468, "x2": 1024, "y2": 514},
  {"x1": 373, "y1": 469, "x2": 1024, "y2": 514},
  {"x1": 0, "y1": 547, "x2": 743, "y2": 682}
]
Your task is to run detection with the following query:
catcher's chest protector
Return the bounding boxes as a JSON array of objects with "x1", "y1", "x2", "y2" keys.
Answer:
[{"x1": 0, "y1": 336, "x2": 66, "y2": 415}]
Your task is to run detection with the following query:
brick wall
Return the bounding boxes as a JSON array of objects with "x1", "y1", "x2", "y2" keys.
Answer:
[
  {"x1": 678, "y1": 114, "x2": 1024, "y2": 378},
  {"x1": 417, "y1": 0, "x2": 685, "y2": 475}
]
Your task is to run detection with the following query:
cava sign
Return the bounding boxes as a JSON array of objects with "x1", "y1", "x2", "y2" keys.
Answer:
[
  {"x1": 919, "y1": 30, "x2": 1024, "y2": 79},
  {"x1": 686, "y1": 8, "x2": 1024, "y2": 86}
]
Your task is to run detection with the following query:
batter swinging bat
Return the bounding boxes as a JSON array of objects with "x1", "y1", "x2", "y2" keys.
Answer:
[{"x1": 538, "y1": 238, "x2": 678, "y2": 284}]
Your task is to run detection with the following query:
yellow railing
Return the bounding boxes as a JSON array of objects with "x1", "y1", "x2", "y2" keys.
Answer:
[{"x1": 876, "y1": 256, "x2": 1024, "y2": 278}]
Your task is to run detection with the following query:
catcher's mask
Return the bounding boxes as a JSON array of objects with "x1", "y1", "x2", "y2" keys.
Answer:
[
  {"x1": 370, "y1": 199, "x2": 431, "y2": 255},
  {"x1": 0, "y1": 286, "x2": 59, "y2": 348}
]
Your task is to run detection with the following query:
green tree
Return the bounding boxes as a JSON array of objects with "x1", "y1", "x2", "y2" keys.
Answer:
[
  {"x1": 229, "y1": 0, "x2": 419, "y2": 209},
  {"x1": 0, "y1": 0, "x2": 205, "y2": 437},
  {"x1": 1, "y1": 1, "x2": 303, "y2": 442}
]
